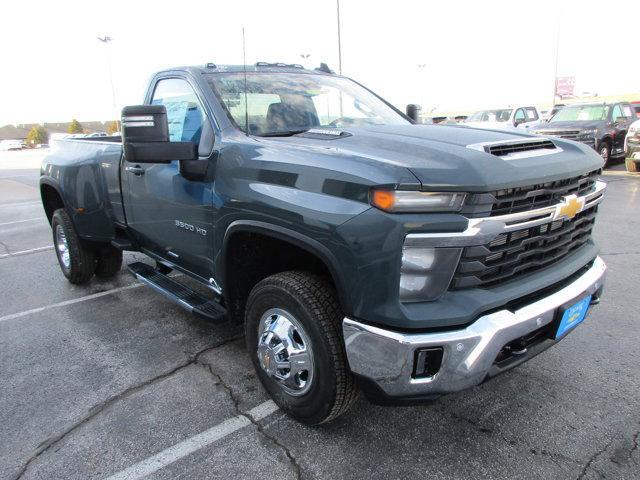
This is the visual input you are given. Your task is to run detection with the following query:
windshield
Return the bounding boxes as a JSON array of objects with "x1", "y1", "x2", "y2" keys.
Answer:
[
  {"x1": 551, "y1": 105, "x2": 609, "y2": 122},
  {"x1": 466, "y1": 109, "x2": 512, "y2": 123},
  {"x1": 206, "y1": 72, "x2": 409, "y2": 136}
]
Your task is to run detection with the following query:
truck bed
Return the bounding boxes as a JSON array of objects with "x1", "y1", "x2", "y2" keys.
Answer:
[{"x1": 42, "y1": 137, "x2": 125, "y2": 241}]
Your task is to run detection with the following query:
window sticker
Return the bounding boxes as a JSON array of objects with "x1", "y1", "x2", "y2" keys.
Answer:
[{"x1": 165, "y1": 101, "x2": 188, "y2": 141}]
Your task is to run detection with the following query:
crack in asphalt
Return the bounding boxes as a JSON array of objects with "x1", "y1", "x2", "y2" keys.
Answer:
[
  {"x1": 610, "y1": 427, "x2": 640, "y2": 466},
  {"x1": 576, "y1": 439, "x2": 614, "y2": 480},
  {"x1": 445, "y1": 409, "x2": 583, "y2": 471},
  {"x1": 196, "y1": 359, "x2": 302, "y2": 480},
  {"x1": 11, "y1": 336, "x2": 242, "y2": 480},
  {"x1": 0, "y1": 239, "x2": 11, "y2": 255}
]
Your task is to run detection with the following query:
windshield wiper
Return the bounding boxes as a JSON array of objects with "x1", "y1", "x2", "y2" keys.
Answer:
[{"x1": 258, "y1": 129, "x2": 309, "y2": 137}]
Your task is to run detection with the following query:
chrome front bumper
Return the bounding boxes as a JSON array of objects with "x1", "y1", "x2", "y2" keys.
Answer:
[{"x1": 343, "y1": 256, "x2": 606, "y2": 399}]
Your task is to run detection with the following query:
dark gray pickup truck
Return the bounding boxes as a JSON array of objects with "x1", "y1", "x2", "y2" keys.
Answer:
[{"x1": 41, "y1": 63, "x2": 607, "y2": 424}]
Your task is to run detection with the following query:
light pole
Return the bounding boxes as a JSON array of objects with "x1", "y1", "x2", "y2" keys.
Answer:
[
  {"x1": 336, "y1": 0, "x2": 343, "y2": 74},
  {"x1": 417, "y1": 64, "x2": 428, "y2": 119},
  {"x1": 97, "y1": 35, "x2": 117, "y2": 120},
  {"x1": 551, "y1": 14, "x2": 561, "y2": 108}
]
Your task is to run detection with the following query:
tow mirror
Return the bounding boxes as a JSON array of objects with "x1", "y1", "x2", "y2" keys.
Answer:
[
  {"x1": 121, "y1": 105, "x2": 197, "y2": 163},
  {"x1": 406, "y1": 104, "x2": 422, "y2": 123},
  {"x1": 615, "y1": 116, "x2": 627, "y2": 125}
]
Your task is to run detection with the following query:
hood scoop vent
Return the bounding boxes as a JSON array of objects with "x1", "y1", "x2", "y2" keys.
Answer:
[
  {"x1": 297, "y1": 128, "x2": 352, "y2": 140},
  {"x1": 467, "y1": 138, "x2": 561, "y2": 160}
]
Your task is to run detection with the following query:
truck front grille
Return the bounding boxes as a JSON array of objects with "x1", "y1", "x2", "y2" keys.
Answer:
[
  {"x1": 489, "y1": 170, "x2": 599, "y2": 216},
  {"x1": 457, "y1": 170, "x2": 599, "y2": 219},
  {"x1": 451, "y1": 205, "x2": 597, "y2": 289},
  {"x1": 542, "y1": 130, "x2": 581, "y2": 140}
]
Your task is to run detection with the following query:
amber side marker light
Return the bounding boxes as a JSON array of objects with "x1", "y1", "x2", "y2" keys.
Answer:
[{"x1": 371, "y1": 190, "x2": 396, "y2": 211}]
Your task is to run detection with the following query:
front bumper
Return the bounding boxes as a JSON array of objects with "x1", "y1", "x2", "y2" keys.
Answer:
[
  {"x1": 626, "y1": 136, "x2": 639, "y2": 156},
  {"x1": 343, "y1": 256, "x2": 606, "y2": 400}
]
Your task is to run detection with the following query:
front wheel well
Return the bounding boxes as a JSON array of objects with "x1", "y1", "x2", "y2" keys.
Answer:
[
  {"x1": 41, "y1": 184, "x2": 65, "y2": 224},
  {"x1": 223, "y1": 231, "x2": 339, "y2": 323}
]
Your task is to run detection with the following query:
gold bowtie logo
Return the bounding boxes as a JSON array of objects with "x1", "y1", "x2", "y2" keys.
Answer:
[{"x1": 555, "y1": 195, "x2": 584, "y2": 220}]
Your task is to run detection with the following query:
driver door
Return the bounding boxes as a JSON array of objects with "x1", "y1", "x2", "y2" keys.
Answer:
[{"x1": 122, "y1": 77, "x2": 216, "y2": 279}]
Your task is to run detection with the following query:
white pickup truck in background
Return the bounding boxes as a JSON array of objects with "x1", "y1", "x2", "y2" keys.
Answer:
[{"x1": 464, "y1": 105, "x2": 541, "y2": 131}]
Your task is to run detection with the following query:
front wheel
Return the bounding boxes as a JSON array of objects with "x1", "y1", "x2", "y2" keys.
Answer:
[
  {"x1": 245, "y1": 271, "x2": 358, "y2": 425},
  {"x1": 598, "y1": 142, "x2": 611, "y2": 167}
]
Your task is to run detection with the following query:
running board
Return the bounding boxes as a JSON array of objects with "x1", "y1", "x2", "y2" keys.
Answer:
[{"x1": 128, "y1": 262, "x2": 227, "y2": 323}]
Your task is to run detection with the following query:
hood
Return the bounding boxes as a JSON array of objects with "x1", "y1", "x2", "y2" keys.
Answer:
[
  {"x1": 259, "y1": 124, "x2": 603, "y2": 191},
  {"x1": 536, "y1": 120, "x2": 605, "y2": 131}
]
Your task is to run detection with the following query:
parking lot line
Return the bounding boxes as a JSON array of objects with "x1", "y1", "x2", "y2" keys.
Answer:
[
  {"x1": 0, "y1": 245, "x2": 53, "y2": 259},
  {"x1": 0, "y1": 283, "x2": 143, "y2": 324},
  {"x1": 0, "y1": 217, "x2": 44, "y2": 226},
  {"x1": 0, "y1": 200, "x2": 42, "y2": 208},
  {"x1": 105, "y1": 400, "x2": 279, "y2": 480}
]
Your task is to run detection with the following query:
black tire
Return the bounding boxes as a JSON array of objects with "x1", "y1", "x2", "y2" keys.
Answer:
[
  {"x1": 245, "y1": 271, "x2": 358, "y2": 425},
  {"x1": 598, "y1": 141, "x2": 611, "y2": 167},
  {"x1": 51, "y1": 208, "x2": 95, "y2": 284},
  {"x1": 95, "y1": 246, "x2": 123, "y2": 279}
]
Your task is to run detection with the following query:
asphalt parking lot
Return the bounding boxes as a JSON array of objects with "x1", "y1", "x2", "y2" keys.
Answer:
[{"x1": 1, "y1": 150, "x2": 639, "y2": 480}]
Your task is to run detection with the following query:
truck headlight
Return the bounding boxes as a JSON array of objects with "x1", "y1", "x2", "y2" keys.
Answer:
[
  {"x1": 399, "y1": 246, "x2": 462, "y2": 302},
  {"x1": 371, "y1": 190, "x2": 466, "y2": 213},
  {"x1": 579, "y1": 128, "x2": 597, "y2": 138}
]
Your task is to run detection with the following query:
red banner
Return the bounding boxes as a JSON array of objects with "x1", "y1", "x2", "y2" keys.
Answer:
[{"x1": 555, "y1": 77, "x2": 575, "y2": 97}]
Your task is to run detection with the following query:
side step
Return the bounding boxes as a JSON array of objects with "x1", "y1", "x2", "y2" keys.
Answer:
[
  {"x1": 128, "y1": 262, "x2": 227, "y2": 323},
  {"x1": 111, "y1": 237, "x2": 134, "y2": 250}
]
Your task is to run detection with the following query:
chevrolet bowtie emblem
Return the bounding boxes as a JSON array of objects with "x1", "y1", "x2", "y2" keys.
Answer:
[{"x1": 554, "y1": 195, "x2": 584, "y2": 220}]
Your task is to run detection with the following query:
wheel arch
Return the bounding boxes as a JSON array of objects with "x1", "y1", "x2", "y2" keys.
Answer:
[
  {"x1": 219, "y1": 220, "x2": 352, "y2": 321},
  {"x1": 598, "y1": 136, "x2": 612, "y2": 149},
  {"x1": 40, "y1": 178, "x2": 66, "y2": 225}
]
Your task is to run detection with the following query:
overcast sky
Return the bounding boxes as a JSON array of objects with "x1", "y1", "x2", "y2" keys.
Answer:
[{"x1": 1, "y1": 0, "x2": 638, "y2": 125}]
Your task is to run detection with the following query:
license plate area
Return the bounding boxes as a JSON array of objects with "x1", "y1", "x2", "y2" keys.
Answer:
[{"x1": 553, "y1": 295, "x2": 592, "y2": 339}]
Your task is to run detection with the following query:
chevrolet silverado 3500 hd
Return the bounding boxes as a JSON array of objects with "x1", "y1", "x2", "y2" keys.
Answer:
[{"x1": 41, "y1": 63, "x2": 607, "y2": 424}]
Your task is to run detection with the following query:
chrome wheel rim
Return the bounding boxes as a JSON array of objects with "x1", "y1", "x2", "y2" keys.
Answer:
[
  {"x1": 600, "y1": 146, "x2": 609, "y2": 162},
  {"x1": 55, "y1": 224, "x2": 70, "y2": 269},
  {"x1": 256, "y1": 308, "x2": 314, "y2": 396}
]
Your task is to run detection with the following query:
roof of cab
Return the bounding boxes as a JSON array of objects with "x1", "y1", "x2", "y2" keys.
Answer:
[{"x1": 161, "y1": 62, "x2": 337, "y2": 76}]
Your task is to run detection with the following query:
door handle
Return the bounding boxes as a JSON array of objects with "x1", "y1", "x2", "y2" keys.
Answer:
[{"x1": 126, "y1": 165, "x2": 145, "y2": 176}]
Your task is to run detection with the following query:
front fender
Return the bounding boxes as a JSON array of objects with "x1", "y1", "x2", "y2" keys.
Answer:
[{"x1": 218, "y1": 220, "x2": 356, "y2": 315}]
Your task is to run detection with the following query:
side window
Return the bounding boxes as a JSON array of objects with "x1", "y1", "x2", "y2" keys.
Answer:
[
  {"x1": 514, "y1": 109, "x2": 526, "y2": 123},
  {"x1": 151, "y1": 78, "x2": 206, "y2": 144},
  {"x1": 622, "y1": 105, "x2": 633, "y2": 118},
  {"x1": 611, "y1": 104, "x2": 623, "y2": 121},
  {"x1": 525, "y1": 107, "x2": 538, "y2": 121}
]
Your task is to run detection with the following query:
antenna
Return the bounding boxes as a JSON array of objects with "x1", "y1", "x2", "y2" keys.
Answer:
[{"x1": 242, "y1": 27, "x2": 249, "y2": 137}]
